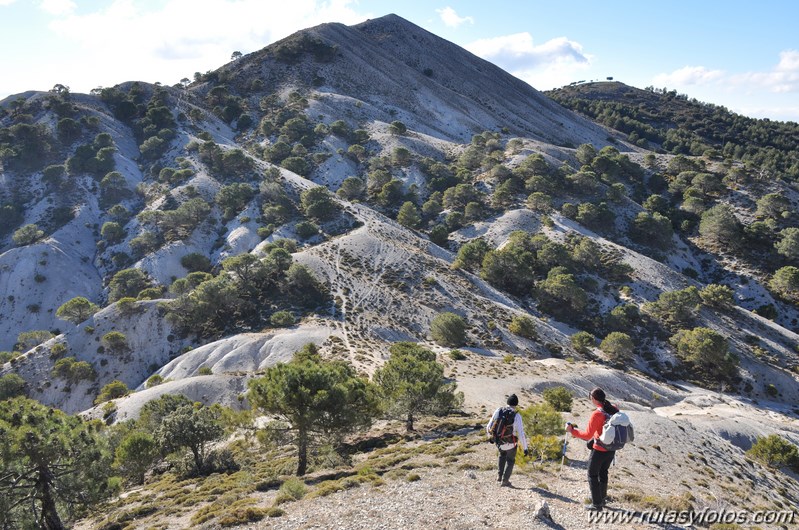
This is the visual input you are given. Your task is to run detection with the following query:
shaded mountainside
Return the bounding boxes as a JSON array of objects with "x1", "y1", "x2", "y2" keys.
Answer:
[{"x1": 0, "y1": 13, "x2": 798, "y2": 530}]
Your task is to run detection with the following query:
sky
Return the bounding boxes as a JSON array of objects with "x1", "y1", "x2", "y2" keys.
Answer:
[{"x1": 1, "y1": 0, "x2": 798, "y2": 122}]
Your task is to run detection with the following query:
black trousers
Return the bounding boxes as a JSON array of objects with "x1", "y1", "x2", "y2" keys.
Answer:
[
  {"x1": 498, "y1": 446, "x2": 517, "y2": 482},
  {"x1": 587, "y1": 448, "x2": 615, "y2": 505}
]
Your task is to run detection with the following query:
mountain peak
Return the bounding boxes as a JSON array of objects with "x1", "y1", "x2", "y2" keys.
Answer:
[{"x1": 217, "y1": 14, "x2": 613, "y2": 146}]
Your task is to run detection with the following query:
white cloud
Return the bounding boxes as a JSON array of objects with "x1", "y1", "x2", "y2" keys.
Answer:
[
  {"x1": 776, "y1": 49, "x2": 799, "y2": 71},
  {"x1": 465, "y1": 33, "x2": 590, "y2": 89},
  {"x1": 39, "y1": 0, "x2": 76, "y2": 16},
  {"x1": 467, "y1": 33, "x2": 588, "y2": 70},
  {"x1": 734, "y1": 104, "x2": 799, "y2": 122},
  {"x1": 655, "y1": 51, "x2": 799, "y2": 95},
  {"x1": 649, "y1": 53, "x2": 799, "y2": 122},
  {"x1": 39, "y1": 0, "x2": 366, "y2": 91},
  {"x1": 0, "y1": 0, "x2": 18, "y2": 6},
  {"x1": 652, "y1": 66, "x2": 724, "y2": 87},
  {"x1": 435, "y1": 6, "x2": 473, "y2": 28},
  {"x1": 731, "y1": 50, "x2": 799, "y2": 93}
]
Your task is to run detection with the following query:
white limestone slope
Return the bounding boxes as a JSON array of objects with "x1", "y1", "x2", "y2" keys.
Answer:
[
  {"x1": 154, "y1": 324, "x2": 335, "y2": 382},
  {"x1": 0, "y1": 204, "x2": 102, "y2": 351},
  {"x1": 2, "y1": 300, "x2": 182, "y2": 414}
]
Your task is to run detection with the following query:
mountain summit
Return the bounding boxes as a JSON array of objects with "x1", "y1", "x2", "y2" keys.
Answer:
[{"x1": 217, "y1": 14, "x2": 613, "y2": 146}]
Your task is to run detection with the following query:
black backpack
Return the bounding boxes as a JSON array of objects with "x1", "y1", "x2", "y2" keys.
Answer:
[{"x1": 491, "y1": 406, "x2": 517, "y2": 446}]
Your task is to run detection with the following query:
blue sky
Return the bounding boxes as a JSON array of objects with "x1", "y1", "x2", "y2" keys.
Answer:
[{"x1": 2, "y1": 0, "x2": 798, "y2": 122}]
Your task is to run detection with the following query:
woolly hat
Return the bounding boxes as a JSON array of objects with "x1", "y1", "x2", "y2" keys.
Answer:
[{"x1": 507, "y1": 393, "x2": 519, "y2": 407}]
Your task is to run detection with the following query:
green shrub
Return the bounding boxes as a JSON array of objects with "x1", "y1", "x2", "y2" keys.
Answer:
[
  {"x1": 508, "y1": 315, "x2": 537, "y2": 339},
  {"x1": 754, "y1": 303, "x2": 777, "y2": 320},
  {"x1": 542, "y1": 386, "x2": 573, "y2": 412},
  {"x1": 452, "y1": 239, "x2": 489, "y2": 272},
  {"x1": 51, "y1": 357, "x2": 97, "y2": 384},
  {"x1": 146, "y1": 374, "x2": 165, "y2": 388},
  {"x1": 95, "y1": 380, "x2": 130, "y2": 404},
  {"x1": 108, "y1": 268, "x2": 152, "y2": 302},
  {"x1": 526, "y1": 433, "x2": 562, "y2": 461},
  {"x1": 570, "y1": 331, "x2": 595, "y2": 354},
  {"x1": 746, "y1": 435, "x2": 799, "y2": 471},
  {"x1": 294, "y1": 220, "x2": 319, "y2": 239},
  {"x1": 180, "y1": 252, "x2": 212, "y2": 273},
  {"x1": 429, "y1": 224, "x2": 449, "y2": 246},
  {"x1": 217, "y1": 506, "x2": 267, "y2": 527},
  {"x1": 198, "y1": 366, "x2": 213, "y2": 375},
  {"x1": 0, "y1": 351, "x2": 16, "y2": 364},
  {"x1": 281, "y1": 156, "x2": 309, "y2": 176},
  {"x1": 116, "y1": 297, "x2": 139, "y2": 316},
  {"x1": 257, "y1": 226, "x2": 274, "y2": 239},
  {"x1": 50, "y1": 343, "x2": 67, "y2": 358},
  {"x1": 270, "y1": 311, "x2": 295, "y2": 327},
  {"x1": 16, "y1": 330, "x2": 54, "y2": 351},
  {"x1": 769, "y1": 266, "x2": 799, "y2": 303},
  {"x1": 630, "y1": 211, "x2": 672, "y2": 249},
  {"x1": 397, "y1": 202, "x2": 421, "y2": 228},
  {"x1": 448, "y1": 349, "x2": 467, "y2": 361},
  {"x1": 643, "y1": 286, "x2": 701, "y2": 327},
  {"x1": 430, "y1": 312, "x2": 467, "y2": 347},
  {"x1": 12, "y1": 224, "x2": 45, "y2": 246},
  {"x1": 56, "y1": 296, "x2": 99, "y2": 325},
  {"x1": 374, "y1": 342, "x2": 463, "y2": 432},
  {"x1": 137, "y1": 287, "x2": 164, "y2": 300},
  {"x1": 0, "y1": 373, "x2": 27, "y2": 399},
  {"x1": 389, "y1": 121, "x2": 407, "y2": 135},
  {"x1": 698, "y1": 204, "x2": 742, "y2": 248},
  {"x1": 101, "y1": 221, "x2": 124, "y2": 243},
  {"x1": 536, "y1": 271, "x2": 588, "y2": 319},
  {"x1": 670, "y1": 327, "x2": 737, "y2": 381},
  {"x1": 519, "y1": 402, "x2": 562, "y2": 436},
  {"x1": 101, "y1": 331, "x2": 128, "y2": 354},
  {"x1": 300, "y1": 186, "x2": 338, "y2": 221},
  {"x1": 700, "y1": 284, "x2": 734, "y2": 309},
  {"x1": 215, "y1": 182, "x2": 255, "y2": 220},
  {"x1": 599, "y1": 332, "x2": 634, "y2": 363},
  {"x1": 278, "y1": 478, "x2": 307, "y2": 501}
]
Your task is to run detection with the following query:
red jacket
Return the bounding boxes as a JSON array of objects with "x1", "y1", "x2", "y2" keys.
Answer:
[{"x1": 571, "y1": 408, "x2": 609, "y2": 452}]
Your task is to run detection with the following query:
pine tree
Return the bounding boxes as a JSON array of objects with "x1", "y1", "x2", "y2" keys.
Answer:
[
  {"x1": 397, "y1": 201, "x2": 421, "y2": 228},
  {"x1": 248, "y1": 344, "x2": 379, "y2": 475},
  {"x1": 0, "y1": 398, "x2": 112, "y2": 529},
  {"x1": 374, "y1": 342, "x2": 463, "y2": 431}
]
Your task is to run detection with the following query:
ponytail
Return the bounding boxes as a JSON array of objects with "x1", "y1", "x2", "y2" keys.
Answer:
[
  {"x1": 602, "y1": 400, "x2": 619, "y2": 415},
  {"x1": 590, "y1": 387, "x2": 619, "y2": 415}
]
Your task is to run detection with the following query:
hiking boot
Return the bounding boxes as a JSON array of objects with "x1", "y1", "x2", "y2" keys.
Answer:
[
  {"x1": 585, "y1": 504, "x2": 603, "y2": 512},
  {"x1": 500, "y1": 480, "x2": 512, "y2": 487},
  {"x1": 497, "y1": 476, "x2": 502, "y2": 483}
]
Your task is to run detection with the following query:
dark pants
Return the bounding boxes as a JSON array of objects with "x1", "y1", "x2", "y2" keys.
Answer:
[
  {"x1": 497, "y1": 446, "x2": 517, "y2": 482},
  {"x1": 587, "y1": 448, "x2": 615, "y2": 506}
]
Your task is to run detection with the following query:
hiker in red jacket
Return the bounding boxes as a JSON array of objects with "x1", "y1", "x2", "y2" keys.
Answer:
[{"x1": 566, "y1": 387, "x2": 619, "y2": 512}]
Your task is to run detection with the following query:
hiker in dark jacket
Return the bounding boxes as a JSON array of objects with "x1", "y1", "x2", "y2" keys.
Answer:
[
  {"x1": 486, "y1": 393, "x2": 529, "y2": 487},
  {"x1": 566, "y1": 387, "x2": 619, "y2": 511}
]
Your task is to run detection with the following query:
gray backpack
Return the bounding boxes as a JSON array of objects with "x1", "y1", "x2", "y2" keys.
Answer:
[{"x1": 597, "y1": 411, "x2": 634, "y2": 450}]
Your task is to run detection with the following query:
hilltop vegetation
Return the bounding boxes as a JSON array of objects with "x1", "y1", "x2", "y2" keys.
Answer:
[{"x1": 547, "y1": 81, "x2": 799, "y2": 179}]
